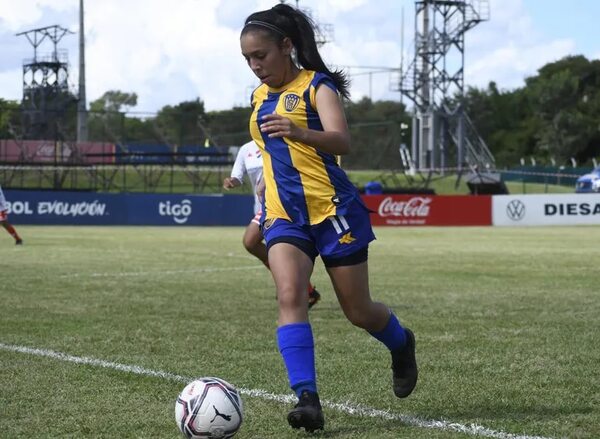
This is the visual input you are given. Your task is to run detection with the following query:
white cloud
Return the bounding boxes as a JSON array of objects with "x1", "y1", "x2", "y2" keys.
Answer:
[
  {"x1": 324, "y1": 0, "x2": 368, "y2": 12},
  {"x1": 0, "y1": 0, "x2": 43, "y2": 31},
  {"x1": 0, "y1": 0, "x2": 596, "y2": 112},
  {"x1": 0, "y1": 0, "x2": 75, "y2": 31},
  {"x1": 464, "y1": 0, "x2": 577, "y2": 90},
  {"x1": 466, "y1": 39, "x2": 576, "y2": 90},
  {"x1": 0, "y1": 69, "x2": 22, "y2": 101},
  {"x1": 81, "y1": 0, "x2": 255, "y2": 111}
]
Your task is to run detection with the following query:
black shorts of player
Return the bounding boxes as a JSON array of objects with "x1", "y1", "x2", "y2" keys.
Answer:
[{"x1": 267, "y1": 236, "x2": 369, "y2": 268}]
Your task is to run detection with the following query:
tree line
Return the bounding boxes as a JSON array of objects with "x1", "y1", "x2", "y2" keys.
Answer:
[{"x1": 1, "y1": 54, "x2": 599, "y2": 169}]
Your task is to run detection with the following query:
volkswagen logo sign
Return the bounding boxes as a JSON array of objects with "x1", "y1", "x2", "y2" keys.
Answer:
[{"x1": 506, "y1": 199, "x2": 526, "y2": 221}]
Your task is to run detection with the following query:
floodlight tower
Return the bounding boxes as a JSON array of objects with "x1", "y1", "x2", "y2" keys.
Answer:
[
  {"x1": 16, "y1": 25, "x2": 76, "y2": 140},
  {"x1": 394, "y1": 0, "x2": 494, "y2": 171},
  {"x1": 77, "y1": 0, "x2": 88, "y2": 141}
]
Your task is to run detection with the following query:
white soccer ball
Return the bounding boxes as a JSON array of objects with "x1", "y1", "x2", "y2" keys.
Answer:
[{"x1": 175, "y1": 377, "x2": 243, "y2": 439}]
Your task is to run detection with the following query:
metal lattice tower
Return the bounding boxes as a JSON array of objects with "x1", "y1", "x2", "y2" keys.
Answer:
[
  {"x1": 393, "y1": 0, "x2": 494, "y2": 171},
  {"x1": 16, "y1": 25, "x2": 76, "y2": 140}
]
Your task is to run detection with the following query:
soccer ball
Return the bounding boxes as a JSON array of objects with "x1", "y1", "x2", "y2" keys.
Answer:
[{"x1": 175, "y1": 377, "x2": 243, "y2": 439}]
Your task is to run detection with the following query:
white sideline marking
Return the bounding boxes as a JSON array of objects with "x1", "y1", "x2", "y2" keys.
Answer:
[
  {"x1": 0, "y1": 343, "x2": 552, "y2": 439},
  {"x1": 60, "y1": 265, "x2": 262, "y2": 278}
]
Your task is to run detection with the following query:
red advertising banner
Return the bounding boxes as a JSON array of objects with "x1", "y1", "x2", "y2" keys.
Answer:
[
  {"x1": 0, "y1": 140, "x2": 115, "y2": 164},
  {"x1": 361, "y1": 194, "x2": 492, "y2": 226}
]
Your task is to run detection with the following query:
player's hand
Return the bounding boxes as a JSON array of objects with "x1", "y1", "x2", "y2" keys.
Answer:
[
  {"x1": 223, "y1": 177, "x2": 238, "y2": 190},
  {"x1": 260, "y1": 113, "x2": 302, "y2": 140}
]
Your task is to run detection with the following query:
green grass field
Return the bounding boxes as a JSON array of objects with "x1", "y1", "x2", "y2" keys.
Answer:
[{"x1": 1, "y1": 226, "x2": 598, "y2": 438}]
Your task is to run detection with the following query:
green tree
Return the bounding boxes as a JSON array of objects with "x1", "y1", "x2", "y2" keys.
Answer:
[
  {"x1": 344, "y1": 97, "x2": 409, "y2": 169},
  {"x1": 464, "y1": 82, "x2": 538, "y2": 166},
  {"x1": 88, "y1": 91, "x2": 138, "y2": 143},
  {"x1": 525, "y1": 55, "x2": 600, "y2": 164},
  {"x1": 204, "y1": 106, "x2": 253, "y2": 147},
  {"x1": 90, "y1": 90, "x2": 138, "y2": 113},
  {"x1": 154, "y1": 98, "x2": 206, "y2": 146},
  {"x1": 0, "y1": 99, "x2": 20, "y2": 139}
]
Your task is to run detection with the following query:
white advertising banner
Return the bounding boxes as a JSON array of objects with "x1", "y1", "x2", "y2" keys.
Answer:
[{"x1": 493, "y1": 194, "x2": 600, "y2": 226}]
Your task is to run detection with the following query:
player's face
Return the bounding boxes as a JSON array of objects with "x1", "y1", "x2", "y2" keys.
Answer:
[{"x1": 241, "y1": 31, "x2": 293, "y2": 88}]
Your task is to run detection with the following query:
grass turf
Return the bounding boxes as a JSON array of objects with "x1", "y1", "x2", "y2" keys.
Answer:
[{"x1": 1, "y1": 226, "x2": 598, "y2": 438}]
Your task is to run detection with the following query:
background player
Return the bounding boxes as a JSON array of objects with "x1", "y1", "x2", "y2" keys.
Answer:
[
  {"x1": 0, "y1": 184, "x2": 23, "y2": 245},
  {"x1": 223, "y1": 140, "x2": 320, "y2": 308}
]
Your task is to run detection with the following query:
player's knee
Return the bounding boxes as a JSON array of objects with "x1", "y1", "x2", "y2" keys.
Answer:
[
  {"x1": 276, "y1": 286, "x2": 304, "y2": 309},
  {"x1": 242, "y1": 234, "x2": 257, "y2": 253},
  {"x1": 242, "y1": 236, "x2": 253, "y2": 252},
  {"x1": 346, "y1": 310, "x2": 370, "y2": 329},
  {"x1": 343, "y1": 304, "x2": 377, "y2": 329}
]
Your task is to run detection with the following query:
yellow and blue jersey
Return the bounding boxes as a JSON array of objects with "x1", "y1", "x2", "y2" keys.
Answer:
[{"x1": 249, "y1": 69, "x2": 360, "y2": 226}]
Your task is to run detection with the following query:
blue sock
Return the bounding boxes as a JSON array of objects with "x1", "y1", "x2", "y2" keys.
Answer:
[
  {"x1": 369, "y1": 312, "x2": 407, "y2": 351},
  {"x1": 277, "y1": 322, "x2": 317, "y2": 398}
]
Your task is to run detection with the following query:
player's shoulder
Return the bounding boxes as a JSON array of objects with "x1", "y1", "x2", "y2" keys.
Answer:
[
  {"x1": 239, "y1": 140, "x2": 258, "y2": 153},
  {"x1": 251, "y1": 83, "x2": 269, "y2": 105},
  {"x1": 310, "y1": 71, "x2": 337, "y2": 93}
]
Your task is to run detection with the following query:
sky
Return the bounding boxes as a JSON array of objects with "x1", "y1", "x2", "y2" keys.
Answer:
[{"x1": 0, "y1": 0, "x2": 599, "y2": 114}]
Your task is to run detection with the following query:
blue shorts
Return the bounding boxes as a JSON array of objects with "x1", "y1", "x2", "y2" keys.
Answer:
[{"x1": 262, "y1": 198, "x2": 376, "y2": 267}]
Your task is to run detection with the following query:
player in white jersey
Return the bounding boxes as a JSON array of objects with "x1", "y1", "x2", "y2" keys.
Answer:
[
  {"x1": 0, "y1": 185, "x2": 23, "y2": 245},
  {"x1": 223, "y1": 141, "x2": 320, "y2": 308}
]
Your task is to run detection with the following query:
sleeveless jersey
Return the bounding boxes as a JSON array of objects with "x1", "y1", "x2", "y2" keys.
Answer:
[{"x1": 249, "y1": 69, "x2": 359, "y2": 226}]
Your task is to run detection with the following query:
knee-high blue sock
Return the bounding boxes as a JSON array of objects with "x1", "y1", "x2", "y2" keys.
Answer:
[
  {"x1": 368, "y1": 312, "x2": 407, "y2": 351},
  {"x1": 277, "y1": 322, "x2": 317, "y2": 398}
]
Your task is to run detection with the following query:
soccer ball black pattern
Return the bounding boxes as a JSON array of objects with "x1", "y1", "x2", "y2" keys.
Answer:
[{"x1": 175, "y1": 377, "x2": 243, "y2": 439}]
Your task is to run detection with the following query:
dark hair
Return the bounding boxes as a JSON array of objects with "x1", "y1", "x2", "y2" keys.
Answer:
[{"x1": 242, "y1": 3, "x2": 350, "y2": 99}]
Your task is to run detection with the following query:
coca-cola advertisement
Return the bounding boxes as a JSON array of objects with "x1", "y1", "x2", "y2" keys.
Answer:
[{"x1": 362, "y1": 194, "x2": 492, "y2": 226}]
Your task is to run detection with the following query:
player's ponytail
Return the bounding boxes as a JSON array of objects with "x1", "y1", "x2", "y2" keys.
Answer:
[{"x1": 242, "y1": 4, "x2": 350, "y2": 99}]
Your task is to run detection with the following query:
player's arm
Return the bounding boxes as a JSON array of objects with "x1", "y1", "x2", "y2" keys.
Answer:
[
  {"x1": 259, "y1": 85, "x2": 350, "y2": 155},
  {"x1": 223, "y1": 147, "x2": 247, "y2": 189},
  {"x1": 223, "y1": 176, "x2": 242, "y2": 190}
]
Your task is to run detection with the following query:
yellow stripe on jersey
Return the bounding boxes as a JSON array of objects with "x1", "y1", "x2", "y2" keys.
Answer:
[
  {"x1": 249, "y1": 70, "x2": 357, "y2": 226},
  {"x1": 250, "y1": 85, "x2": 290, "y2": 222},
  {"x1": 273, "y1": 89, "x2": 337, "y2": 223}
]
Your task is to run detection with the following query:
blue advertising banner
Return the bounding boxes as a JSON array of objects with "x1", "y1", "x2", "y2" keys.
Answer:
[{"x1": 3, "y1": 190, "x2": 254, "y2": 226}]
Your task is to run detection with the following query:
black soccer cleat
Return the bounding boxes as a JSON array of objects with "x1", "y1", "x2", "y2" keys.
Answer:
[
  {"x1": 287, "y1": 390, "x2": 325, "y2": 432},
  {"x1": 308, "y1": 287, "x2": 321, "y2": 309},
  {"x1": 15, "y1": 239, "x2": 23, "y2": 245},
  {"x1": 391, "y1": 328, "x2": 418, "y2": 398}
]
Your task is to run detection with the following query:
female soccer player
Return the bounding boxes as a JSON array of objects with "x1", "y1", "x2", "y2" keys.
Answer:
[
  {"x1": 0, "y1": 184, "x2": 23, "y2": 245},
  {"x1": 240, "y1": 4, "x2": 417, "y2": 432},
  {"x1": 223, "y1": 140, "x2": 320, "y2": 308}
]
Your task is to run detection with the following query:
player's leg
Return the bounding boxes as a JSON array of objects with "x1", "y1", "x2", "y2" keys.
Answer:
[
  {"x1": 242, "y1": 219, "x2": 269, "y2": 267},
  {"x1": 0, "y1": 212, "x2": 22, "y2": 245},
  {"x1": 269, "y1": 241, "x2": 314, "y2": 325},
  {"x1": 264, "y1": 220, "x2": 324, "y2": 432},
  {"x1": 325, "y1": 256, "x2": 417, "y2": 398},
  {"x1": 307, "y1": 284, "x2": 321, "y2": 309},
  {"x1": 245, "y1": 212, "x2": 320, "y2": 308},
  {"x1": 317, "y1": 202, "x2": 417, "y2": 398}
]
